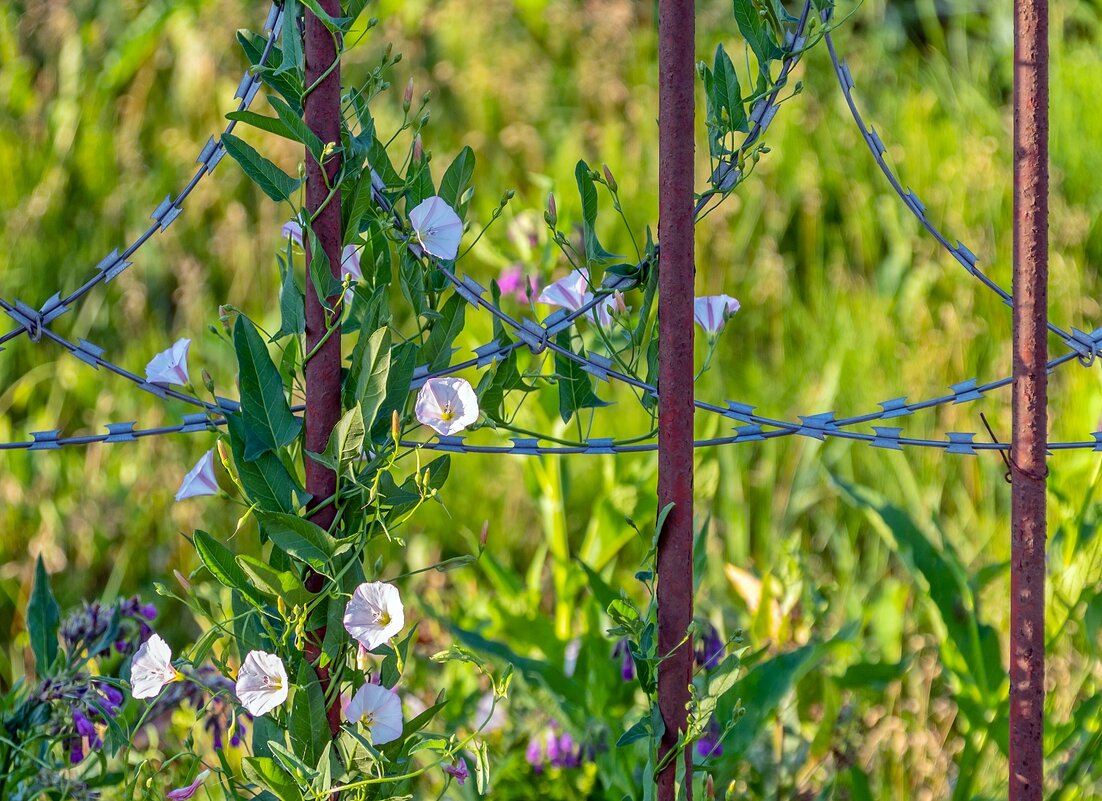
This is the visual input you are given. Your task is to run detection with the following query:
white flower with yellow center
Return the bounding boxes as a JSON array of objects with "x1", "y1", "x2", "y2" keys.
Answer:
[
  {"x1": 414, "y1": 377, "x2": 479, "y2": 436},
  {"x1": 344, "y1": 581, "x2": 405, "y2": 651},
  {"x1": 130, "y1": 634, "x2": 181, "y2": 699},
  {"x1": 235, "y1": 651, "x2": 288, "y2": 717},
  {"x1": 345, "y1": 682, "x2": 404, "y2": 745}
]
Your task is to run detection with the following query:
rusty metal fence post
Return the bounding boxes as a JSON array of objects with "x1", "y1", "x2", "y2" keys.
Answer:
[
  {"x1": 656, "y1": 1, "x2": 696, "y2": 798},
  {"x1": 304, "y1": 0, "x2": 344, "y2": 738},
  {"x1": 1010, "y1": 0, "x2": 1048, "y2": 797}
]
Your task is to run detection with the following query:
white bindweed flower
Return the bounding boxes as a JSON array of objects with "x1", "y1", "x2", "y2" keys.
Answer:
[
  {"x1": 693, "y1": 295, "x2": 741, "y2": 335},
  {"x1": 175, "y1": 450, "x2": 219, "y2": 501},
  {"x1": 414, "y1": 377, "x2": 479, "y2": 436},
  {"x1": 408, "y1": 196, "x2": 463, "y2": 260},
  {"x1": 235, "y1": 651, "x2": 288, "y2": 717},
  {"x1": 282, "y1": 220, "x2": 363, "y2": 303},
  {"x1": 538, "y1": 268, "x2": 620, "y2": 327},
  {"x1": 145, "y1": 339, "x2": 191, "y2": 386},
  {"x1": 166, "y1": 770, "x2": 210, "y2": 801},
  {"x1": 345, "y1": 682, "x2": 404, "y2": 745},
  {"x1": 130, "y1": 634, "x2": 180, "y2": 699},
  {"x1": 344, "y1": 581, "x2": 405, "y2": 651}
]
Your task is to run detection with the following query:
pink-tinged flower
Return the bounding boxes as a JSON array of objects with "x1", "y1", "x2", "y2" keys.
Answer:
[
  {"x1": 175, "y1": 450, "x2": 219, "y2": 501},
  {"x1": 235, "y1": 651, "x2": 288, "y2": 717},
  {"x1": 408, "y1": 196, "x2": 463, "y2": 260},
  {"x1": 166, "y1": 770, "x2": 210, "y2": 801},
  {"x1": 444, "y1": 759, "x2": 469, "y2": 785},
  {"x1": 344, "y1": 581, "x2": 405, "y2": 651},
  {"x1": 498, "y1": 264, "x2": 538, "y2": 302},
  {"x1": 345, "y1": 682, "x2": 403, "y2": 745},
  {"x1": 693, "y1": 295, "x2": 740, "y2": 335},
  {"x1": 145, "y1": 339, "x2": 191, "y2": 386},
  {"x1": 537, "y1": 268, "x2": 621, "y2": 327},
  {"x1": 130, "y1": 634, "x2": 180, "y2": 699},
  {"x1": 282, "y1": 220, "x2": 363, "y2": 303},
  {"x1": 414, "y1": 377, "x2": 479, "y2": 436}
]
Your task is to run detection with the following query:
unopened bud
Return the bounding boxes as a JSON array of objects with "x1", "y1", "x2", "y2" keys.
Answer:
[
  {"x1": 403, "y1": 78, "x2": 414, "y2": 112},
  {"x1": 501, "y1": 189, "x2": 515, "y2": 205},
  {"x1": 479, "y1": 520, "x2": 489, "y2": 550},
  {"x1": 545, "y1": 193, "x2": 558, "y2": 227},
  {"x1": 705, "y1": 775, "x2": 715, "y2": 801},
  {"x1": 218, "y1": 305, "x2": 233, "y2": 334},
  {"x1": 613, "y1": 291, "x2": 628, "y2": 316},
  {"x1": 383, "y1": 43, "x2": 393, "y2": 61},
  {"x1": 357, "y1": 643, "x2": 371, "y2": 672},
  {"x1": 201, "y1": 368, "x2": 215, "y2": 394},
  {"x1": 602, "y1": 164, "x2": 617, "y2": 192},
  {"x1": 419, "y1": 112, "x2": 430, "y2": 127},
  {"x1": 277, "y1": 596, "x2": 288, "y2": 618},
  {"x1": 174, "y1": 570, "x2": 192, "y2": 592},
  {"x1": 391, "y1": 410, "x2": 401, "y2": 441},
  {"x1": 412, "y1": 135, "x2": 423, "y2": 163}
]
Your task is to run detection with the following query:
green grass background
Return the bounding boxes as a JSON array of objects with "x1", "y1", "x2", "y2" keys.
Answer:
[{"x1": 3, "y1": 0, "x2": 1102, "y2": 797}]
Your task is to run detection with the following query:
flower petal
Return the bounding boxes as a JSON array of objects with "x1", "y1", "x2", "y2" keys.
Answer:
[
  {"x1": 175, "y1": 450, "x2": 219, "y2": 501},
  {"x1": 409, "y1": 196, "x2": 463, "y2": 260}
]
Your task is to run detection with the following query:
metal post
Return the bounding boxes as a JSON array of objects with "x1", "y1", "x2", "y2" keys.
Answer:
[
  {"x1": 1010, "y1": 0, "x2": 1048, "y2": 798},
  {"x1": 304, "y1": 0, "x2": 343, "y2": 738},
  {"x1": 656, "y1": 1, "x2": 695, "y2": 798}
]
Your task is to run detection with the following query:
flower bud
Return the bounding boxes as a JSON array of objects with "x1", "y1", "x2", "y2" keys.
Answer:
[
  {"x1": 174, "y1": 570, "x2": 192, "y2": 592},
  {"x1": 403, "y1": 78, "x2": 414, "y2": 112},
  {"x1": 479, "y1": 520, "x2": 489, "y2": 550},
  {"x1": 612, "y1": 291, "x2": 628, "y2": 316},
  {"x1": 419, "y1": 112, "x2": 430, "y2": 127},
  {"x1": 201, "y1": 368, "x2": 214, "y2": 394},
  {"x1": 602, "y1": 164, "x2": 617, "y2": 192},
  {"x1": 391, "y1": 409, "x2": 401, "y2": 441},
  {"x1": 705, "y1": 775, "x2": 715, "y2": 801},
  {"x1": 277, "y1": 596, "x2": 288, "y2": 618},
  {"x1": 357, "y1": 643, "x2": 371, "y2": 672},
  {"x1": 413, "y1": 135, "x2": 423, "y2": 163},
  {"x1": 545, "y1": 193, "x2": 558, "y2": 227}
]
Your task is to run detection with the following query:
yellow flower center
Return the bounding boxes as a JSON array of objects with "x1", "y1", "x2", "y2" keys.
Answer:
[{"x1": 440, "y1": 402, "x2": 454, "y2": 422}]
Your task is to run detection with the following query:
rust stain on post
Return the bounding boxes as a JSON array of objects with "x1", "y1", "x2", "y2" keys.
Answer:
[
  {"x1": 656, "y1": 0, "x2": 695, "y2": 798},
  {"x1": 304, "y1": 0, "x2": 344, "y2": 738},
  {"x1": 1011, "y1": 0, "x2": 1048, "y2": 798}
]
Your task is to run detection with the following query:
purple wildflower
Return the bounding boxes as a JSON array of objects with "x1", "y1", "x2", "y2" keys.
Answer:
[
  {"x1": 613, "y1": 639, "x2": 635, "y2": 682},
  {"x1": 696, "y1": 719, "x2": 723, "y2": 758},
  {"x1": 443, "y1": 759, "x2": 469, "y2": 785},
  {"x1": 525, "y1": 735, "x2": 544, "y2": 773},
  {"x1": 68, "y1": 737, "x2": 84, "y2": 765},
  {"x1": 72, "y1": 710, "x2": 96, "y2": 739},
  {"x1": 695, "y1": 622, "x2": 724, "y2": 671}
]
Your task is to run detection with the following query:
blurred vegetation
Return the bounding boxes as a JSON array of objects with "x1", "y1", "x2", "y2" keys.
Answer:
[{"x1": 3, "y1": 0, "x2": 1102, "y2": 798}]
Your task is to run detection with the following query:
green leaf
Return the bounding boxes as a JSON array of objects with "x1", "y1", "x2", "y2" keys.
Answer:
[
  {"x1": 310, "y1": 404, "x2": 366, "y2": 471},
  {"x1": 234, "y1": 315, "x2": 302, "y2": 461},
  {"x1": 255, "y1": 510, "x2": 335, "y2": 571},
  {"x1": 243, "y1": 757, "x2": 304, "y2": 801},
  {"x1": 421, "y1": 293, "x2": 465, "y2": 371},
  {"x1": 226, "y1": 413, "x2": 308, "y2": 513},
  {"x1": 275, "y1": 0, "x2": 304, "y2": 77},
  {"x1": 27, "y1": 556, "x2": 59, "y2": 673},
  {"x1": 574, "y1": 160, "x2": 617, "y2": 264},
  {"x1": 398, "y1": 250, "x2": 424, "y2": 317},
  {"x1": 290, "y1": 660, "x2": 329, "y2": 767},
  {"x1": 554, "y1": 331, "x2": 610, "y2": 423},
  {"x1": 236, "y1": 31, "x2": 302, "y2": 113},
  {"x1": 616, "y1": 717, "x2": 651, "y2": 748},
  {"x1": 222, "y1": 133, "x2": 301, "y2": 203},
  {"x1": 439, "y1": 146, "x2": 476, "y2": 219},
  {"x1": 268, "y1": 94, "x2": 324, "y2": 162},
  {"x1": 236, "y1": 554, "x2": 312, "y2": 606},
  {"x1": 733, "y1": 0, "x2": 783, "y2": 72},
  {"x1": 712, "y1": 44, "x2": 749, "y2": 134},
  {"x1": 299, "y1": 0, "x2": 353, "y2": 32},
  {"x1": 225, "y1": 110, "x2": 296, "y2": 141},
  {"x1": 346, "y1": 327, "x2": 391, "y2": 425},
  {"x1": 194, "y1": 530, "x2": 268, "y2": 609},
  {"x1": 273, "y1": 249, "x2": 305, "y2": 340}
]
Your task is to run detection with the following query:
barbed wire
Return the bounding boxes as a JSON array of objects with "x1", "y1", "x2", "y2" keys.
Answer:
[
  {"x1": 4, "y1": 0, "x2": 1102, "y2": 460},
  {"x1": 0, "y1": 2, "x2": 285, "y2": 352}
]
